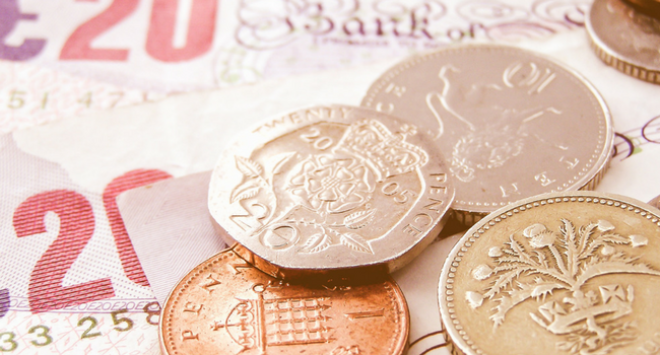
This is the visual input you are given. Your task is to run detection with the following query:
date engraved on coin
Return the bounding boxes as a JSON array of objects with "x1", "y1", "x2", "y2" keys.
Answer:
[
  {"x1": 210, "y1": 105, "x2": 454, "y2": 275},
  {"x1": 229, "y1": 120, "x2": 427, "y2": 255},
  {"x1": 439, "y1": 192, "x2": 660, "y2": 355},
  {"x1": 362, "y1": 46, "x2": 613, "y2": 223}
]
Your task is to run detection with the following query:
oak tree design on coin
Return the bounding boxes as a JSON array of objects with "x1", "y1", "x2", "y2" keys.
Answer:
[
  {"x1": 209, "y1": 105, "x2": 454, "y2": 276},
  {"x1": 159, "y1": 248, "x2": 409, "y2": 355},
  {"x1": 439, "y1": 192, "x2": 660, "y2": 355},
  {"x1": 362, "y1": 45, "x2": 613, "y2": 225}
]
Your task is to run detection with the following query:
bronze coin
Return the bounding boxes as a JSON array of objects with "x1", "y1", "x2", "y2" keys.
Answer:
[{"x1": 160, "y1": 247, "x2": 409, "y2": 355}]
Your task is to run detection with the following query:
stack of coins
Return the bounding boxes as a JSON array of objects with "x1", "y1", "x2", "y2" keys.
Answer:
[{"x1": 156, "y1": 41, "x2": 660, "y2": 355}]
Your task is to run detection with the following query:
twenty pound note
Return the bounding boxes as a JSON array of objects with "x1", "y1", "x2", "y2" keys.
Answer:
[
  {"x1": 1, "y1": 29, "x2": 660, "y2": 354},
  {"x1": 0, "y1": 60, "x2": 396, "y2": 355},
  {"x1": 2, "y1": 0, "x2": 588, "y2": 92}
]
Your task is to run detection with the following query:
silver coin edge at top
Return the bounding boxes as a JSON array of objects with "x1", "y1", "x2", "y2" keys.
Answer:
[
  {"x1": 586, "y1": 0, "x2": 660, "y2": 84},
  {"x1": 361, "y1": 44, "x2": 614, "y2": 218},
  {"x1": 438, "y1": 190, "x2": 660, "y2": 355}
]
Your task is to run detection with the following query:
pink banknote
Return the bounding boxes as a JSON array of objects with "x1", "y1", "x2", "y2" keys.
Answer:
[
  {"x1": 2, "y1": 27, "x2": 660, "y2": 355},
  {"x1": 0, "y1": 61, "x2": 165, "y2": 133},
  {"x1": 2, "y1": 0, "x2": 588, "y2": 92}
]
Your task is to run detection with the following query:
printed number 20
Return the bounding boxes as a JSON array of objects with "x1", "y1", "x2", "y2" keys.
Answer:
[
  {"x1": 12, "y1": 169, "x2": 171, "y2": 313},
  {"x1": 60, "y1": 0, "x2": 218, "y2": 62}
]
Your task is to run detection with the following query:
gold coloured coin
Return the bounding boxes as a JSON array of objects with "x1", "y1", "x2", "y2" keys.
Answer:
[
  {"x1": 439, "y1": 191, "x2": 660, "y2": 355},
  {"x1": 159, "y1": 247, "x2": 409, "y2": 355}
]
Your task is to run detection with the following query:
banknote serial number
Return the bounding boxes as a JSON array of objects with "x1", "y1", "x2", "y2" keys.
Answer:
[
  {"x1": 2, "y1": 89, "x2": 142, "y2": 111},
  {"x1": 0, "y1": 302, "x2": 160, "y2": 352}
]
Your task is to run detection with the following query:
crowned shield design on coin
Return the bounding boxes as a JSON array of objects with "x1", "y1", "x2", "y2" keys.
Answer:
[
  {"x1": 209, "y1": 105, "x2": 454, "y2": 274},
  {"x1": 229, "y1": 119, "x2": 428, "y2": 255}
]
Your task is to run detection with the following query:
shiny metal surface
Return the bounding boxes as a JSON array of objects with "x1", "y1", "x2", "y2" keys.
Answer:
[
  {"x1": 208, "y1": 105, "x2": 454, "y2": 277},
  {"x1": 587, "y1": 0, "x2": 660, "y2": 84},
  {"x1": 362, "y1": 45, "x2": 613, "y2": 223},
  {"x1": 439, "y1": 191, "x2": 660, "y2": 355},
  {"x1": 160, "y1": 248, "x2": 409, "y2": 355}
]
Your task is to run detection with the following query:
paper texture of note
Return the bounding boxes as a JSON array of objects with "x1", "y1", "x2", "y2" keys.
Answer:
[
  {"x1": 2, "y1": 24, "x2": 660, "y2": 354},
  {"x1": 3, "y1": 0, "x2": 586, "y2": 92},
  {"x1": 116, "y1": 172, "x2": 227, "y2": 305},
  {"x1": 117, "y1": 170, "x2": 462, "y2": 355},
  {"x1": 0, "y1": 61, "x2": 165, "y2": 134}
]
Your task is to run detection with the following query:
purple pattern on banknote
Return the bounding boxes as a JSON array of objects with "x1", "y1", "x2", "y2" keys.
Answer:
[
  {"x1": 0, "y1": 289, "x2": 9, "y2": 319},
  {"x1": 0, "y1": 0, "x2": 46, "y2": 60},
  {"x1": 614, "y1": 114, "x2": 660, "y2": 159}
]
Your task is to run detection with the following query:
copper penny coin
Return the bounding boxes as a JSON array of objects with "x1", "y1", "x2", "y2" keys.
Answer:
[
  {"x1": 208, "y1": 105, "x2": 455, "y2": 278},
  {"x1": 587, "y1": 0, "x2": 660, "y2": 84},
  {"x1": 439, "y1": 191, "x2": 660, "y2": 355},
  {"x1": 159, "y1": 248, "x2": 409, "y2": 355},
  {"x1": 362, "y1": 45, "x2": 613, "y2": 225},
  {"x1": 649, "y1": 194, "x2": 660, "y2": 208}
]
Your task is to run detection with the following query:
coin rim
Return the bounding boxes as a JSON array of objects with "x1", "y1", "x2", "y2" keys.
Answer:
[
  {"x1": 586, "y1": 0, "x2": 660, "y2": 84},
  {"x1": 208, "y1": 104, "x2": 456, "y2": 272},
  {"x1": 360, "y1": 44, "x2": 614, "y2": 216},
  {"x1": 159, "y1": 247, "x2": 411, "y2": 355},
  {"x1": 438, "y1": 190, "x2": 660, "y2": 355}
]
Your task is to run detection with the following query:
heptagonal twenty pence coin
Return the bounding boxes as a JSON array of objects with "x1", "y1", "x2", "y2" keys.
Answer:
[
  {"x1": 439, "y1": 191, "x2": 660, "y2": 355},
  {"x1": 587, "y1": 0, "x2": 660, "y2": 84},
  {"x1": 362, "y1": 45, "x2": 613, "y2": 225},
  {"x1": 159, "y1": 248, "x2": 409, "y2": 355},
  {"x1": 208, "y1": 105, "x2": 455, "y2": 278}
]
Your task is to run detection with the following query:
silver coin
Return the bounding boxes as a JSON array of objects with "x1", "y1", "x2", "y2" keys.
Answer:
[
  {"x1": 208, "y1": 105, "x2": 455, "y2": 278},
  {"x1": 362, "y1": 45, "x2": 614, "y2": 225},
  {"x1": 586, "y1": 0, "x2": 660, "y2": 84}
]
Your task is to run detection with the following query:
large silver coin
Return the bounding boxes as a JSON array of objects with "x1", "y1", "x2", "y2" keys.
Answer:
[
  {"x1": 587, "y1": 0, "x2": 660, "y2": 84},
  {"x1": 362, "y1": 45, "x2": 613, "y2": 225},
  {"x1": 209, "y1": 105, "x2": 455, "y2": 278},
  {"x1": 439, "y1": 191, "x2": 660, "y2": 355}
]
